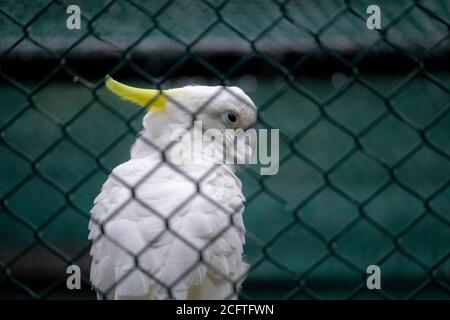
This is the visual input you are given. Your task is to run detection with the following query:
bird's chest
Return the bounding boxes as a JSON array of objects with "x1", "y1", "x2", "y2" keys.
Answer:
[{"x1": 203, "y1": 168, "x2": 245, "y2": 213}]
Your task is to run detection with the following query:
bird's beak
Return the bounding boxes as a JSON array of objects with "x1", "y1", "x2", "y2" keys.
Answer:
[{"x1": 105, "y1": 75, "x2": 168, "y2": 113}]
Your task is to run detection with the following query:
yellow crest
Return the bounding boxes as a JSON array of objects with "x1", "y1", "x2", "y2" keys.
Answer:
[{"x1": 105, "y1": 76, "x2": 167, "y2": 112}]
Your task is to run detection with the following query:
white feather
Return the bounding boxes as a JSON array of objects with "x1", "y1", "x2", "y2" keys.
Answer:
[{"x1": 89, "y1": 85, "x2": 255, "y2": 300}]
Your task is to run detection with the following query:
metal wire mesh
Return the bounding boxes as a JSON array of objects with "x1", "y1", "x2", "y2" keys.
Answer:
[{"x1": 0, "y1": 0, "x2": 449, "y2": 299}]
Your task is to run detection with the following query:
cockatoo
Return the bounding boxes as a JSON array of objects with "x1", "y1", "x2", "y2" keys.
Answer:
[{"x1": 88, "y1": 76, "x2": 257, "y2": 300}]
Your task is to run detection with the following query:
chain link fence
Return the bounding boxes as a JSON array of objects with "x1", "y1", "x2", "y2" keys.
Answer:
[{"x1": 0, "y1": 0, "x2": 449, "y2": 299}]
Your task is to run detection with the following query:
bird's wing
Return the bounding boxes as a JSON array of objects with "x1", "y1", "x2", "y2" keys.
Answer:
[{"x1": 89, "y1": 157, "x2": 247, "y2": 300}]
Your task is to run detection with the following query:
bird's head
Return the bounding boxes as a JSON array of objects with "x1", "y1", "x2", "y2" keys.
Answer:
[{"x1": 105, "y1": 76, "x2": 257, "y2": 161}]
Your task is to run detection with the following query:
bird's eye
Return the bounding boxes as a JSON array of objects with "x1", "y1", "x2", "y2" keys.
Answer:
[{"x1": 224, "y1": 112, "x2": 238, "y2": 125}]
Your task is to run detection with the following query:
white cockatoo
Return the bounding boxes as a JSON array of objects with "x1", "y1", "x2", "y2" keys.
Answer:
[{"x1": 88, "y1": 76, "x2": 257, "y2": 300}]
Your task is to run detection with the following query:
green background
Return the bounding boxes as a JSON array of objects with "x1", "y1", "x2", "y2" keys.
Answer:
[{"x1": 0, "y1": 0, "x2": 449, "y2": 299}]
